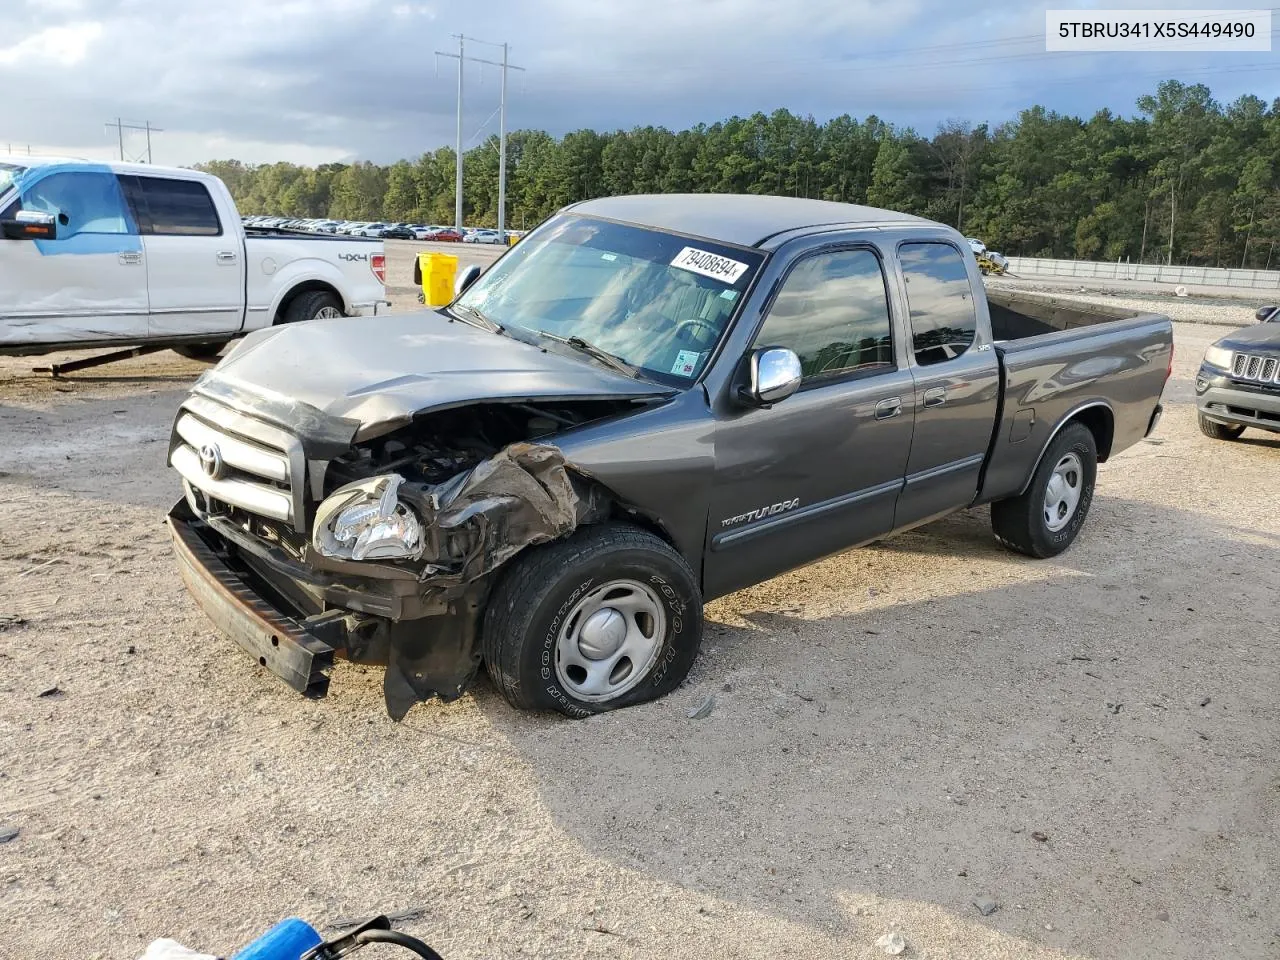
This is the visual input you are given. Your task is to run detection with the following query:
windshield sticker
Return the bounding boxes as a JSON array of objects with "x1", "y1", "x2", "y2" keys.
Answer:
[
  {"x1": 670, "y1": 247, "x2": 749, "y2": 284},
  {"x1": 671, "y1": 349, "x2": 702, "y2": 378},
  {"x1": 600, "y1": 253, "x2": 617, "y2": 261},
  {"x1": 719, "y1": 289, "x2": 739, "y2": 300}
]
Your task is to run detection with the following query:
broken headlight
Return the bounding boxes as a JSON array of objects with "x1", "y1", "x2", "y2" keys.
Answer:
[{"x1": 312, "y1": 473, "x2": 423, "y2": 561}]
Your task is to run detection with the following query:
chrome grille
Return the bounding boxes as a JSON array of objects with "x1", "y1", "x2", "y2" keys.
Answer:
[
  {"x1": 1230, "y1": 352, "x2": 1280, "y2": 385},
  {"x1": 169, "y1": 394, "x2": 307, "y2": 531}
]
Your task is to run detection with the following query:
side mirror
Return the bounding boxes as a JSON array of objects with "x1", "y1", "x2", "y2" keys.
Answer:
[
  {"x1": 737, "y1": 346, "x2": 802, "y2": 408},
  {"x1": 1256, "y1": 305, "x2": 1279, "y2": 323},
  {"x1": 2, "y1": 210, "x2": 57, "y2": 241},
  {"x1": 454, "y1": 263, "x2": 482, "y2": 298}
]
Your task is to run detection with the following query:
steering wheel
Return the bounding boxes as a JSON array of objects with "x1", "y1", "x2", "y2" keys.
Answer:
[{"x1": 671, "y1": 317, "x2": 720, "y2": 346}]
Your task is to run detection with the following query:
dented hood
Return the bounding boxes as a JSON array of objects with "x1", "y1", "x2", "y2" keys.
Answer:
[{"x1": 195, "y1": 310, "x2": 675, "y2": 441}]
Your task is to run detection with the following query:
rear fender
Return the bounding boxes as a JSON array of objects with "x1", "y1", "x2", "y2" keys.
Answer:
[
  {"x1": 1016, "y1": 400, "x2": 1114, "y2": 496},
  {"x1": 264, "y1": 258, "x2": 352, "y2": 321}
]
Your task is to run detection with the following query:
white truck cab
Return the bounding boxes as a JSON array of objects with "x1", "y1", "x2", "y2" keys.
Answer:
[{"x1": 0, "y1": 158, "x2": 388, "y2": 361}]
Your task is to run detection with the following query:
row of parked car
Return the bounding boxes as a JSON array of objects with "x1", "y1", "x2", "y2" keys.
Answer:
[{"x1": 240, "y1": 215, "x2": 522, "y2": 244}]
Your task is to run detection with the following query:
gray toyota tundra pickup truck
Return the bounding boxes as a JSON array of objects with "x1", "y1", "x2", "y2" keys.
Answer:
[{"x1": 165, "y1": 194, "x2": 1174, "y2": 718}]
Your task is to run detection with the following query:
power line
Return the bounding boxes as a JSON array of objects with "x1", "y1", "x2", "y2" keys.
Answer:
[
  {"x1": 435, "y1": 35, "x2": 525, "y2": 233},
  {"x1": 104, "y1": 118, "x2": 162, "y2": 163}
]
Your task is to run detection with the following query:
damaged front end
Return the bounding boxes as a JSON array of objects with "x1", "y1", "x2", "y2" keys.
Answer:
[{"x1": 168, "y1": 391, "x2": 638, "y2": 719}]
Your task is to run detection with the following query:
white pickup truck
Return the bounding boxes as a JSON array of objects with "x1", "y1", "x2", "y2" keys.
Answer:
[{"x1": 0, "y1": 158, "x2": 388, "y2": 363}]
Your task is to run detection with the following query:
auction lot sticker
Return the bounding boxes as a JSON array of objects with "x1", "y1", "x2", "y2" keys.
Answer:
[{"x1": 671, "y1": 247, "x2": 749, "y2": 284}]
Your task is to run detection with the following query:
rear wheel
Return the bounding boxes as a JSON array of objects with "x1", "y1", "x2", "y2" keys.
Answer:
[
  {"x1": 172, "y1": 341, "x2": 229, "y2": 362},
  {"x1": 482, "y1": 524, "x2": 702, "y2": 717},
  {"x1": 1198, "y1": 413, "x2": 1245, "y2": 441},
  {"x1": 282, "y1": 290, "x2": 343, "y2": 324},
  {"x1": 992, "y1": 423, "x2": 1098, "y2": 558}
]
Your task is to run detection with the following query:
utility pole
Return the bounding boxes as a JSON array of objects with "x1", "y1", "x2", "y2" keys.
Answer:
[
  {"x1": 105, "y1": 119, "x2": 163, "y2": 162},
  {"x1": 434, "y1": 37, "x2": 525, "y2": 234},
  {"x1": 1167, "y1": 179, "x2": 1176, "y2": 266},
  {"x1": 498, "y1": 42, "x2": 508, "y2": 237},
  {"x1": 454, "y1": 35, "x2": 464, "y2": 232}
]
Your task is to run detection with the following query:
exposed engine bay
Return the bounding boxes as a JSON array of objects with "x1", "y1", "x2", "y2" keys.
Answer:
[{"x1": 321, "y1": 401, "x2": 622, "y2": 492}]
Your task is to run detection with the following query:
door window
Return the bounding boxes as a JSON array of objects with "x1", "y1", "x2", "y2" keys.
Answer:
[
  {"x1": 754, "y1": 248, "x2": 894, "y2": 383},
  {"x1": 19, "y1": 171, "x2": 135, "y2": 239},
  {"x1": 125, "y1": 176, "x2": 222, "y2": 236},
  {"x1": 900, "y1": 242, "x2": 977, "y2": 366}
]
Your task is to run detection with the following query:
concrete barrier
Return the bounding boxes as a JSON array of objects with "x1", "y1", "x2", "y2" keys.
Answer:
[{"x1": 1006, "y1": 257, "x2": 1280, "y2": 291}]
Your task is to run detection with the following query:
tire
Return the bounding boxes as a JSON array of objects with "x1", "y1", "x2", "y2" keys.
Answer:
[
  {"x1": 992, "y1": 422, "x2": 1097, "y2": 559},
  {"x1": 281, "y1": 289, "x2": 343, "y2": 325},
  {"x1": 1198, "y1": 413, "x2": 1245, "y2": 441},
  {"x1": 172, "y1": 341, "x2": 230, "y2": 362},
  {"x1": 482, "y1": 523, "x2": 703, "y2": 717}
]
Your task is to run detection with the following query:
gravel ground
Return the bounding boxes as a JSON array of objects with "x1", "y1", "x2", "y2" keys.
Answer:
[{"x1": 1, "y1": 288, "x2": 1278, "y2": 960}]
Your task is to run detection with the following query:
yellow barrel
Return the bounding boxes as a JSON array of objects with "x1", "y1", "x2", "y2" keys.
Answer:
[
  {"x1": 506, "y1": 234, "x2": 519, "y2": 247},
  {"x1": 417, "y1": 252, "x2": 459, "y2": 306}
]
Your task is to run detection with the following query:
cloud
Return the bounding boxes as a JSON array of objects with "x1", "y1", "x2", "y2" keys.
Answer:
[
  {"x1": 0, "y1": 0, "x2": 1271, "y2": 166},
  {"x1": 0, "y1": 21, "x2": 103, "y2": 66}
]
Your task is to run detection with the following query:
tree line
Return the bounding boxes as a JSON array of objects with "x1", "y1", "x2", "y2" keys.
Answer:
[{"x1": 196, "y1": 81, "x2": 1280, "y2": 268}]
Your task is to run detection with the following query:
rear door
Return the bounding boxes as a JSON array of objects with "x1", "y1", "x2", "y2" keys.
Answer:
[
  {"x1": 120, "y1": 174, "x2": 244, "y2": 338},
  {"x1": 893, "y1": 240, "x2": 1001, "y2": 529},
  {"x1": 0, "y1": 167, "x2": 148, "y2": 345}
]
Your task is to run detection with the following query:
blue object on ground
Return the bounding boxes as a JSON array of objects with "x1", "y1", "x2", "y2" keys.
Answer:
[{"x1": 230, "y1": 918, "x2": 324, "y2": 960}]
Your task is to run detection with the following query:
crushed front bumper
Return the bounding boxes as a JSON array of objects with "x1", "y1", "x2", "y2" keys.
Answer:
[
  {"x1": 168, "y1": 500, "x2": 344, "y2": 697},
  {"x1": 167, "y1": 500, "x2": 484, "y2": 718}
]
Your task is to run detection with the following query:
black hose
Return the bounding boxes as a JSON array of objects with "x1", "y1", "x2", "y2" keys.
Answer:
[{"x1": 354, "y1": 928, "x2": 446, "y2": 960}]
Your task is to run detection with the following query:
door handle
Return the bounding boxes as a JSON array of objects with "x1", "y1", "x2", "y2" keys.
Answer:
[
  {"x1": 216, "y1": 251, "x2": 238, "y2": 264},
  {"x1": 118, "y1": 252, "x2": 142, "y2": 265},
  {"x1": 923, "y1": 387, "x2": 947, "y2": 408},
  {"x1": 874, "y1": 397, "x2": 902, "y2": 420}
]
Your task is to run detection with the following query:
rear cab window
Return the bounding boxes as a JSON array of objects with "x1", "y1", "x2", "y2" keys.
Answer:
[
  {"x1": 120, "y1": 175, "x2": 222, "y2": 236},
  {"x1": 899, "y1": 241, "x2": 977, "y2": 366}
]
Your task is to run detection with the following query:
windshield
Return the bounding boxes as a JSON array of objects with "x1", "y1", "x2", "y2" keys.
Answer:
[
  {"x1": 455, "y1": 214, "x2": 765, "y2": 383},
  {"x1": 0, "y1": 162, "x2": 28, "y2": 196}
]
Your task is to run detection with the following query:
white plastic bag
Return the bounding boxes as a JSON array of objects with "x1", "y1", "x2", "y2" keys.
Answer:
[{"x1": 135, "y1": 940, "x2": 219, "y2": 960}]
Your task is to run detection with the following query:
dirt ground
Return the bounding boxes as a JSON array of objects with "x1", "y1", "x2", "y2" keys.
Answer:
[{"x1": 1, "y1": 279, "x2": 1278, "y2": 960}]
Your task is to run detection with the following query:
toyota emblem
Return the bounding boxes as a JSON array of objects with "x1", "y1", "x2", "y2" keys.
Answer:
[{"x1": 198, "y1": 442, "x2": 224, "y2": 480}]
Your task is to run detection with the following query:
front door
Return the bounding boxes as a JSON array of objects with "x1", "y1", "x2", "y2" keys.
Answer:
[
  {"x1": 894, "y1": 240, "x2": 1001, "y2": 529},
  {"x1": 704, "y1": 246, "x2": 916, "y2": 599},
  {"x1": 0, "y1": 167, "x2": 148, "y2": 347},
  {"x1": 120, "y1": 174, "x2": 244, "y2": 338}
]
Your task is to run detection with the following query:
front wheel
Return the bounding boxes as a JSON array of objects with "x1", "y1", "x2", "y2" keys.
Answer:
[
  {"x1": 482, "y1": 524, "x2": 703, "y2": 717},
  {"x1": 1198, "y1": 413, "x2": 1245, "y2": 441},
  {"x1": 992, "y1": 423, "x2": 1098, "y2": 558}
]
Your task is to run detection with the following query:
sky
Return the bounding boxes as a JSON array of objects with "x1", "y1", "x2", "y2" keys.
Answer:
[{"x1": 2, "y1": 0, "x2": 1276, "y2": 167}]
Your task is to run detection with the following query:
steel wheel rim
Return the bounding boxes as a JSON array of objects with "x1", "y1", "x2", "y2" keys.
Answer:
[
  {"x1": 1043, "y1": 452, "x2": 1083, "y2": 532},
  {"x1": 314, "y1": 306, "x2": 343, "y2": 320},
  {"x1": 554, "y1": 579, "x2": 666, "y2": 702}
]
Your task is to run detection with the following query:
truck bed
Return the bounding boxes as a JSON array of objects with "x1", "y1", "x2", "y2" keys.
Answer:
[
  {"x1": 243, "y1": 226, "x2": 380, "y2": 242},
  {"x1": 977, "y1": 287, "x2": 1173, "y2": 505},
  {"x1": 986, "y1": 287, "x2": 1143, "y2": 341}
]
